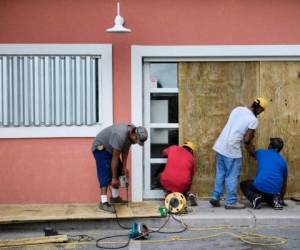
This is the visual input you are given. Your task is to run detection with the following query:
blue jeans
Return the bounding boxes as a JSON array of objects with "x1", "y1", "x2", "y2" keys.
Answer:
[{"x1": 212, "y1": 153, "x2": 242, "y2": 205}]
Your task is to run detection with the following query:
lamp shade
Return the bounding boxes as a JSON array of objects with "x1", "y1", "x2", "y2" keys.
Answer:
[{"x1": 106, "y1": 2, "x2": 131, "y2": 33}]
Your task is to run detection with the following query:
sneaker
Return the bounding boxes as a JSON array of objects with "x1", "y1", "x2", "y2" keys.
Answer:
[
  {"x1": 209, "y1": 198, "x2": 221, "y2": 207},
  {"x1": 98, "y1": 202, "x2": 116, "y2": 213},
  {"x1": 225, "y1": 202, "x2": 246, "y2": 209},
  {"x1": 110, "y1": 196, "x2": 128, "y2": 204},
  {"x1": 273, "y1": 197, "x2": 283, "y2": 210},
  {"x1": 252, "y1": 196, "x2": 262, "y2": 209},
  {"x1": 187, "y1": 194, "x2": 198, "y2": 206},
  {"x1": 279, "y1": 199, "x2": 288, "y2": 206}
]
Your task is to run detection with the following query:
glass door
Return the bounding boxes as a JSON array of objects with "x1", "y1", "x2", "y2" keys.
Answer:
[{"x1": 143, "y1": 62, "x2": 179, "y2": 199}]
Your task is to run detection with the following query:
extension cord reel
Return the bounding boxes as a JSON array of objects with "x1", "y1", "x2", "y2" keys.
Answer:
[{"x1": 165, "y1": 192, "x2": 187, "y2": 214}]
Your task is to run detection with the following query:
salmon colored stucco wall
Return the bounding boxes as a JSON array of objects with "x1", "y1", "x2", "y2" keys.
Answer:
[{"x1": 0, "y1": 0, "x2": 300, "y2": 203}]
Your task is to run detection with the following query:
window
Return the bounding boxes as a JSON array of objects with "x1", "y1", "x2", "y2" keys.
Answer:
[
  {"x1": 143, "y1": 62, "x2": 179, "y2": 198},
  {"x1": 0, "y1": 44, "x2": 112, "y2": 138}
]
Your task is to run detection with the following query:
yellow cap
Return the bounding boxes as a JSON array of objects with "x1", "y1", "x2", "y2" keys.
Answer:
[
  {"x1": 255, "y1": 97, "x2": 268, "y2": 109},
  {"x1": 182, "y1": 141, "x2": 196, "y2": 152}
]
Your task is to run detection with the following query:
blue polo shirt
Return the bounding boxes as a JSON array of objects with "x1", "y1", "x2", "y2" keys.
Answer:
[{"x1": 253, "y1": 149, "x2": 288, "y2": 194}]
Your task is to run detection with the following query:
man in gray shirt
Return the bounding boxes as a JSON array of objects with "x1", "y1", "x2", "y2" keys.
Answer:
[{"x1": 92, "y1": 124, "x2": 148, "y2": 213}]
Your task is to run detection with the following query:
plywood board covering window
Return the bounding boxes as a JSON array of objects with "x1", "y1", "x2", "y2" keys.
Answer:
[{"x1": 179, "y1": 62, "x2": 299, "y2": 197}]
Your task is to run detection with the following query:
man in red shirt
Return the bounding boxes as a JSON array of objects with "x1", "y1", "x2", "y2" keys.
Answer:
[{"x1": 159, "y1": 141, "x2": 197, "y2": 206}]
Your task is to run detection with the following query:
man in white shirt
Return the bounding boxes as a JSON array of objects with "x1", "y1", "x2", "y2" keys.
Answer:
[{"x1": 209, "y1": 98, "x2": 268, "y2": 209}]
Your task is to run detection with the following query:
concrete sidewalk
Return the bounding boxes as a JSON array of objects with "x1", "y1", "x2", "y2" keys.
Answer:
[{"x1": 178, "y1": 199, "x2": 300, "y2": 228}]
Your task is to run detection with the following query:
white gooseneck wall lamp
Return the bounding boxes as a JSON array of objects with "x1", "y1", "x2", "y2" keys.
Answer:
[{"x1": 106, "y1": 2, "x2": 131, "y2": 33}]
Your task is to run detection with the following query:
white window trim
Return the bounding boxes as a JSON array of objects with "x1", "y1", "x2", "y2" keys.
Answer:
[
  {"x1": 131, "y1": 44, "x2": 300, "y2": 202},
  {"x1": 0, "y1": 44, "x2": 112, "y2": 138}
]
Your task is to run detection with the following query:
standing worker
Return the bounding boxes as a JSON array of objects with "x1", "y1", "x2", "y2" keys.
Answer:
[
  {"x1": 92, "y1": 124, "x2": 148, "y2": 213},
  {"x1": 210, "y1": 98, "x2": 268, "y2": 209},
  {"x1": 159, "y1": 141, "x2": 198, "y2": 206}
]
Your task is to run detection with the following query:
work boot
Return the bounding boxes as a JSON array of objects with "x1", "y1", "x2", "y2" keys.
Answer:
[
  {"x1": 187, "y1": 193, "x2": 198, "y2": 206},
  {"x1": 98, "y1": 202, "x2": 116, "y2": 213},
  {"x1": 225, "y1": 202, "x2": 246, "y2": 209},
  {"x1": 209, "y1": 198, "x2": 221, "y2": 207},
  {"x1": 252, "y1": 195, "x2": 262, "y2": 209},
  {"x1": 110, "y1": 196, "x2": 128, "y2": 204}
]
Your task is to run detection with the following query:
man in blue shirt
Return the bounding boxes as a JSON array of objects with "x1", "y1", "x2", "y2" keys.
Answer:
[{"x1": 240, "y1": 138, "x2": 288, "y2": 210}]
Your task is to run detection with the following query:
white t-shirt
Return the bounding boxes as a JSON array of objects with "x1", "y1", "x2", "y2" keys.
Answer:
[{"x1": 213, "y1": 106, "x2": 258, "y2": 158}]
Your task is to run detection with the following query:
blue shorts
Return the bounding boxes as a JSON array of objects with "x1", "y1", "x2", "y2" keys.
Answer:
[{"x1": 93, "y1": 149, "x2": 123, "y2": 188}]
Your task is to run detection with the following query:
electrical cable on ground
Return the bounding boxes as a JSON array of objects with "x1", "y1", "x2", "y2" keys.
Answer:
[
  {"x1": 95, "y1": 187, "x2": 131, "y2": 249},
  {"x1": 149, "y1": 214, "x2": 187, "y2": 234},
  {"x1": 67, "y1": 234, "x2": 95, "y2": 242},
  {"x1": 95, "y1": 211, "x2": 288, "y2": 249},
  {"x1": 95, "y1": 228, "x2": 288, "y2": 248},
  {"x1": 95, "y1": 212, "x2": 188, "y2": 249},
  {"x1": 96, "y1": 234, "x2": 130, "y2": 249},
  {"x1": 114, "y1": 207, "x2": 132, "y2": 230},
  {"x1": 86, "y1": 187, "x2": 288, "y2": 249},
  {"x1": 43, "y1": 226, "x2": 95, "y2": 243},
  {"x1": 6, "y1": 221, "x2": 287, "y2": 249}
]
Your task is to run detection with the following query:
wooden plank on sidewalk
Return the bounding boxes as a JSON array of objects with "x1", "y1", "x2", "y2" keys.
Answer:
[
  {"x1": 0, "y1": 202, "x2": 161, "y2": 224},
  {"x1": 0, "y1": 235, "x2": 68, "y2": 247},
  {"x1": 115, "y1": 205, "x2": 134, "y2": 217}
]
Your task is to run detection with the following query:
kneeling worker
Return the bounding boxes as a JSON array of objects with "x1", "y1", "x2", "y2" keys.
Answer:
[
  {"x1": 240, "y1": 137, "x2": 288, "y2": 210},
  {"x1": 92, "y1": 124, "x2": 148, "y2": 213},
  {"x1": 159, "y1": 141, "x2": 198, "y2": 206}
]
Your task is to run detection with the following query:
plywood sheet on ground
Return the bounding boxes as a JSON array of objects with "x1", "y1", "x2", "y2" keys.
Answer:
[{"x1": 0, "y1": 202, "x2": 161, "y2": 224}]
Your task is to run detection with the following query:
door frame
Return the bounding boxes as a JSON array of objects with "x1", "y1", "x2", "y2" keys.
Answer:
[{"x1": 131, "y1": 45, "x2": 300, "y2": 202}]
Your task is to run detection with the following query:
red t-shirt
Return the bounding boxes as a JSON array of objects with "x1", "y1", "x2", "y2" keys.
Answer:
[{"x1": 159, "y1": 145, "x2": 196, "y2": 193}]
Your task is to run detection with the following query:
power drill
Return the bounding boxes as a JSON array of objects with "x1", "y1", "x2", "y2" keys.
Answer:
[
  {"x1": 119, "y1": 175, "x2": 129, "y2": 206},
  {"x1": 119, "y1": 175, "x2": 128, "y2": 188}
]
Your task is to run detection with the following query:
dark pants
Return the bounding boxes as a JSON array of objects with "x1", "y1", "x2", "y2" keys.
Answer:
[
  {"x1": 240, "y1": 180, "x2": 279, "y2": 207},
  {"x1": 93, "y1": 149, "x2": 123, "y2": 188}
]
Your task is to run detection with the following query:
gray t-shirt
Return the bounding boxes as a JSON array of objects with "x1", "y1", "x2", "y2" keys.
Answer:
[{"x1": 91, "y1": 124, "x2": 132, "y2": 154}]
